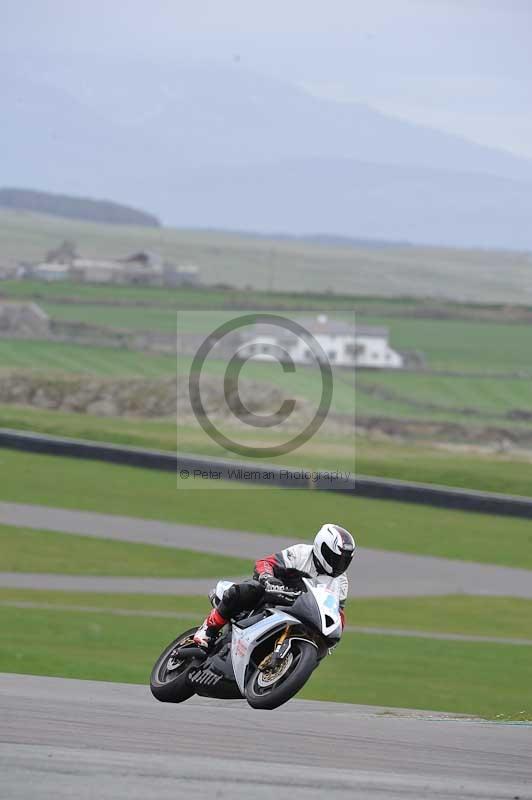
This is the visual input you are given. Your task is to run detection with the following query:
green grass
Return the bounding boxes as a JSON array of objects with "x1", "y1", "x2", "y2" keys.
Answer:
[
  {"x1": 355, "y1": 371, "x2": 532, "y2": 418},
  {"x1": 31, "y1": 295, "x2": 532, "y2": 374},
  {"x1": 1, "y1": 589, "x2": 531, "y2": 640},
  {"x1": 2, "y1": 405, "x2": 532, "y2": 497},
  {"x1": 301, "y1": 631, "x2": 532, "y2": 717},
  {"x1": 0, "y1": 339, "x2": 176, "y2": 376},
  {"x1": 354, "y1": 438, "x2": 532, "y2": 497},
  {"x1": 41, "y1": 302, "x2": 240, "y2": 334},
  {"x1": 44, "y1": 303, "x2": 532, "y2": 375},
  {"x1": 41, "y1": 301, "x2": 181, "y2": 332},
  {"x1": 2, "y1": 448, "x2": 532, "y2": 569},
  {"x1": 2, "y1": 337, "x2": 532, "y2": 433},
  {"x1": 0, "y1": 525, "x2": 250, "y2": 577},
  {"x1": 0, "y1": 588, "x2": 208, "y2": 613},
  {"x1": 3, "y1": 338, "x2": 532, "y2": 437},
  {"x1": 3, "y1": 277, "x2": 362, "y2": 310},
  {"x1": 2, "y1": 277, "x2": 526, "y2": 315},
  {"x1": 0, "y1": 404, "x2": 180, "y2": 450},
  {"x1": 361, "y1": 315, "x2": 532, "y2": 372},
  {"x1": 0, "y1": 603, "x2": 530, "y2": 717},
  {"x1": 345, "y1": 595, "x2": 532, "y2": 639},
  {"x1": 5, "y1": 277, "x2": 532, "y2": 331}
]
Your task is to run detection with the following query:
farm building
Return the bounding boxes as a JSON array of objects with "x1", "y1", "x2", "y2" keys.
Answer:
[
  {"x1": 239, "y1": 314, "x2": 403, "y2": 369},
  {"x1": 120, "y1": 250, "x2": 164, "y2": 284},
  {"x1": 163, "y1": 264, "x2": 200, "y2": 287},
  {"x1": 31, "y1": 262, "x2": 71, "y2": 281},
  {"x1": 21, "y1": 244, "x2": 200, "y2": 287},
  {"x1": 70, "y1": 258, "x2": 126, "y2": 284}
]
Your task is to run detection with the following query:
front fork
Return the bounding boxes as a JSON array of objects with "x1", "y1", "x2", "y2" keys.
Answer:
[
  {"x1": 269, "y1": 625, "x2": 292, "y2": 667},
  {"x1": 257, "y1": 625, "x2": 292, "y2": 672}
]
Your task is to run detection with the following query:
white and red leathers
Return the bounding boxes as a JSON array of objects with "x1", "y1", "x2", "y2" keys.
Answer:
[
  {"x1": 255, "y1": 543, "x2": 348, "y2": 628},
  {"x1": 193, "y1": 540, "x2": 351, "y2": 648}
]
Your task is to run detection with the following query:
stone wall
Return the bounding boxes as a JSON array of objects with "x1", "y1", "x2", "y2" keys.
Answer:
[
  {"x1": 0, "y1": 302, "x2": 50, "y2": 337},
  {"x1": 0, "y1": 372, "x2": 298, "y2": 419}
]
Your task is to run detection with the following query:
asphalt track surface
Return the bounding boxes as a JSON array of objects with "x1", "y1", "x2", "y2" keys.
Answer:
[
  {"x1": 1, "y1": 674, "x2": 531, "y2": 800},
  {"x1": 2, "y1": 501, "x2": 532, "y2": 598}
]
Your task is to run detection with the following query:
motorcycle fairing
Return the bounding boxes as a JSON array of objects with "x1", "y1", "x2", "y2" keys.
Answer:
[
  {"x1": 231, "y1": 610, "x2": 300, "y2": 694},
  {"x1": 187, "y1": 642, "x2": 242, "y2": 700}
]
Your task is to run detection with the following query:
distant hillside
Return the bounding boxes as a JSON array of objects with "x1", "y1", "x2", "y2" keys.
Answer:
[
  {"x1": 1, "y1": 208, "x2": 531, "y2": 304},
  {"x1": 0, "y1": 188, "x2": 160, "y2": 228},
  {"x1": 161, "y1": 158, "x2": 532, "y2": 251}
]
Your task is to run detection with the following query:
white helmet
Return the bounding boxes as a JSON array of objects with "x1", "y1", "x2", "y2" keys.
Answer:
[{"x1": 313, "y1": 523, "x2": 355, "y2": 577}]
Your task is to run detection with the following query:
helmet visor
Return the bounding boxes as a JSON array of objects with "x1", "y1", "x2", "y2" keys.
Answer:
[{"x1": 321, "y1": 542, "x2": 354, "y2": 577}]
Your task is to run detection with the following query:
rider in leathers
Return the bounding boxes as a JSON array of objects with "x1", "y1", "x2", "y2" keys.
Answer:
[{"x1": 194, "y1": 523, "x2": 356, "y2": 649}]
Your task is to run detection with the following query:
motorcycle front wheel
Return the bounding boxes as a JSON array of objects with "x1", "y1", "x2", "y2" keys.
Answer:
[
  {"x1": 245, "y1": 639, "x2": 317, "y2": 710},
  {"x1": 150, "y1": 627, "x2": 198, "y2": 703}
]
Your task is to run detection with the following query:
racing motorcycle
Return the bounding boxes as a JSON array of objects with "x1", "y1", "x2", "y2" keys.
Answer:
[{"x1": 150, "y1": 577, "x2": 342, "y2": 710}]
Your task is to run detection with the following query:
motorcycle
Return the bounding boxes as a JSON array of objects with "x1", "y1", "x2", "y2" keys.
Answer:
[{"x1": 150, "y1": 577, "x2": 342, "y2": 710}]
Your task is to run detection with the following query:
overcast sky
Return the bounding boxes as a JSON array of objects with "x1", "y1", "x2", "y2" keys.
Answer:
[{"x1": 3, "y1": 0, "x2": 532, "y2": 159}]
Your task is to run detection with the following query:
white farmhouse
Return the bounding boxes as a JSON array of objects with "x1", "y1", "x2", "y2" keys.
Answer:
[{"x1": 239, "y1": 314, "x2": 403, "y2": 369}]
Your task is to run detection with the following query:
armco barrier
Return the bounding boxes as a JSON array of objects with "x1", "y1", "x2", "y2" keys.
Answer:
[{"x1": 1, "y1": 427, "x2": 532, "y2": 519}]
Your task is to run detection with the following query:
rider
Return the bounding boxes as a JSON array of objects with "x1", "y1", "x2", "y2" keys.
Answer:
[{"x1": 193, "y1": 523, "x2": 356, "y2": 649}]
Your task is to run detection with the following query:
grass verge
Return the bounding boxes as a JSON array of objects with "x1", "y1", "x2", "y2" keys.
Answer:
[
  {"x1": 302, "y1": 630, "x2": 532, "y2": 718},
  {"x1": 2, "y1": 405, "x2": 532, "y2": 498},
  {"x1": 0, "y1": 525, "x2": 250, "y2": 577},
  {"x1": 1, "y1": 589, "x2": 531, "y2": 640},
  {"x1": 0, "y1": 603, "x2": 530, "y2": 718},
  {"x1": 1, "y1": 449, "x2": 532, "y2": 569}
]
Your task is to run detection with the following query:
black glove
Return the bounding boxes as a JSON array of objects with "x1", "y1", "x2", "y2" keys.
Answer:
[
  {"x1": 258, "y1": 573, "x2": 299, "y2": 599},
  {"x1": 258, "y1": 573, "x2": 285, "y2": 592}
]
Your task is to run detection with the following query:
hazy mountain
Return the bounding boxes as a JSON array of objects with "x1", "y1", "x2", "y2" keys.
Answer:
[
  {"x1": 2, "y1": 56, "x2": 532, "y2": 248},
  {"x1": 146, "y1": 158, "x2": 532, "y2": 250},
  {"x1": 0, "y1": 188, "x2": 160, "y2": 227}
]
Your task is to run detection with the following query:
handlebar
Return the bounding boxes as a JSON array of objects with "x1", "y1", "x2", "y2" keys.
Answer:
[{"x1": 264, "y1": 586, "x2": 301, "y2": 604}]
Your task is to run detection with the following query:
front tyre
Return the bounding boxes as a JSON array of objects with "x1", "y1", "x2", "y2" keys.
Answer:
[
  {"x1": 245, "y1": 640, "x2": 317, "y2": 710},
  {"x1": 150, "y1": 628, "x2": 198, "y2": 703}
]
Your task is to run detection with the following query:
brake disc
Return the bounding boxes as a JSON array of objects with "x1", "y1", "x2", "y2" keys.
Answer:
[{"x1": 257, "y1": 652, "x2": 294, "y2": 687}]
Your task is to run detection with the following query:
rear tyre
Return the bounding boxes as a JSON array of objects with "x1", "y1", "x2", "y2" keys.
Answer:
[
  {"x1": 150, "y1": 628, "x2": 198, "y2": 703},
  {"x1": 245, "y1": 640, "x2": 317, "y2": 710}
]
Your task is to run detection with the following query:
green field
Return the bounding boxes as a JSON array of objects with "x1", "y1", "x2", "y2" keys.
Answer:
[
  {"x1": 0, "y1": 602, "x2": 529, "y2": 718},
  {"x1": 6, "y1": 276, "x2": 532, "y2": 322},
  {"x1": 0, "y1": 339, "x2": 175, "y2": 376},
  {"x1": 359, "y1": 315, "x2": 532, "y2": 373},
  {"x1": 2, "y1": 589, "x2": 531, "y2": 640},
  {"x1": 3, "y1": 268, "x2": 532, "y2": 437},
  {"x1": 13, "y1": 286, "x2": 532, "y2": 375},
  {"x1": 3, "y1": 257, "x2": 532, "y2": 456},
  {"x1": 2, "y1": 338, "x2": 532, "y2": 434},
  {"x1": 355, "y1": 371, "x2": 532, "y2": 423},
  {"x1": 0, "y1": 525, "x2": 250, "y2": 577},
  {"x1": 357, "y1": 371, "x2": 532, "y2": 413},
  {"x1": 42, "y1": 301, "x2": 183, "y2": 332},
  {"x1": 306, "y1": 630, "x2": 532, "y2": 717},
  {"x1": 2, "y1": 402, "x2": 532, "y2": 498},
  {"x1": 2, "y1": 208, "x2": 531, "y2": 302},
  {"x1": 32, "y1": 297, "x2": 532, "y2": 374},
  {"x1": 2, "y1": 448, "x2": 532, "y2": 569}
]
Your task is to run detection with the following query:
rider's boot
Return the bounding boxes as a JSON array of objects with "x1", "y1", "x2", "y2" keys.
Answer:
[{"x1": 193, "y1": 608, "x2": 227, "y2": 650}]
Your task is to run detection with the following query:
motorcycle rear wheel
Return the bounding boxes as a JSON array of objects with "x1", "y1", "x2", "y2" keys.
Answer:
[
  {"x1": 245, "y1": 640, "x2": 317, "y2": 710},
  {"x1": 150, "y1": 627, "x2": 198, "y2": 703}
]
